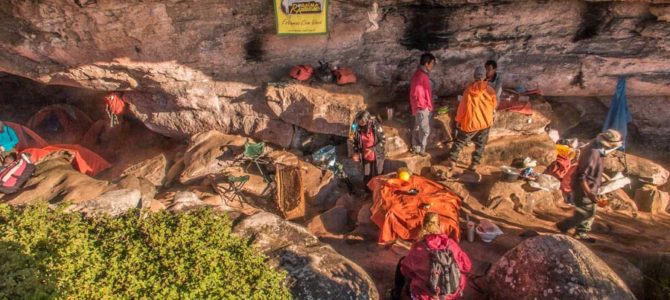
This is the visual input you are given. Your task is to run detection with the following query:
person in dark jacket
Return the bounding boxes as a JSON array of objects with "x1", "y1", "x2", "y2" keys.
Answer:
[
  {"x1": 556, "y1": 129, "x2": 623, "y2": 242},
  {"x1": 351, "y1": 111, "x2": 386, "y2": 187}
]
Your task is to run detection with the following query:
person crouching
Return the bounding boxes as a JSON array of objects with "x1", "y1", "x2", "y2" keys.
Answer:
[
  {"x1": 392, "y1": 213, "x2": 471, "y2": 300},
  {"x1": 351, "y1": 111, "x2": 386, "y2": 187}
]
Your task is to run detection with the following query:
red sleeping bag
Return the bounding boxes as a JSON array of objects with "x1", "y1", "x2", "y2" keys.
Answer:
[{"x1": 0, "y1": 155, "x2": 35, "y2": 194}]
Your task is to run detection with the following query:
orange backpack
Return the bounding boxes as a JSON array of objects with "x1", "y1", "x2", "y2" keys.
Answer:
[
  {"x1": 289, "y1": 64, "x2": 314, "y2": 81},
  {"x1": 334, "y1": 67, "x2": 357, "y2": 85}
]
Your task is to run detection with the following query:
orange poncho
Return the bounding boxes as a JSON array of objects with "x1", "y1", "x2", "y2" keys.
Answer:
[
  {"x1": 456, "y1": 81, "x2": 497, "y2": 132},
  {"x1": 368, "y1": 175, "x2": 462, "y2": 244}
]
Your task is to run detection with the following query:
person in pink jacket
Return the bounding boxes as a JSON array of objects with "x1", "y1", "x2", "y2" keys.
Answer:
[
  {"x1": 392, "y1": 213, "x2": 471, "y2": 300},
  {"x1": 409, "y1": 53, "x2": 436, "y2": 157}
]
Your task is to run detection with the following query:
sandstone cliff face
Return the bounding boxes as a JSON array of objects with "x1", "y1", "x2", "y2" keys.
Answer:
[{"x1": 1, "y1": 0, "x2": 669, "y2": 144}]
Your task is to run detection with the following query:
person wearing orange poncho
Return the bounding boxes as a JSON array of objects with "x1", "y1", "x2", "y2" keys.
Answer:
[{"x1": 446, "y1": 66, "x2": 497, "y2": 173}]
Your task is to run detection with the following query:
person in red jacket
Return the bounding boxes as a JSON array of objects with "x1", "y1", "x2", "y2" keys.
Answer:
[
  {"x1": 409, "y1": 53, "x2": 436, "y2": 157},
  {"x1": 391, "y1": 213, "x2": 471, "y2": 300}
]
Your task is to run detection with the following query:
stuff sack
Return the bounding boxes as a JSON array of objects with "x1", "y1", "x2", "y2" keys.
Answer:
[
  {"x1": 425, "y1": 240, "x2": 462, "y2": 298},
  {"x1": 316, "y1": 60, "x2": 334, "y2": 83},
  {"x1": 334, "y1": 67, "x2": 357, "y2": 85},
  {"x1": 0, "y1": 154, "x2": 35, "y2": 194},
  {"x1": 289, "y1": 64, "x2": 314, "y2": 81}
]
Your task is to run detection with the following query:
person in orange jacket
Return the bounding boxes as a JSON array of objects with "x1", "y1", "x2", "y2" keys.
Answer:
[{"x1": 446, "y1": 66, "x2": 497, "y2": 173}]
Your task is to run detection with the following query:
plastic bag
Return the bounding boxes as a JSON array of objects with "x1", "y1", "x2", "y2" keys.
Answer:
[
  {"x1": 528, "y1": 174, "x2": 561, "y2": 191},
  {"x1": 475, "y1": 219, "x2": 503, "y2": 243}
]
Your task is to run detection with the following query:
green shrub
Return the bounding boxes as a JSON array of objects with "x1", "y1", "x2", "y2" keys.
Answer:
[{"x1": 0, "y1": 204, "x2": 290, "y2": 300}]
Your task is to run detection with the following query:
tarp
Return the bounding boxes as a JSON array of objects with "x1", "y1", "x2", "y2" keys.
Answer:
[
  {"x1": 369, "y1": 175, "x2": 462, "y2": 244},
  {"x1": 4, "y1": 121, "x2": 49, "y2": 151},
  {"x1": 21, "y1": 144, "x2": 111, "y2": 176},
  {"x1": 602, "y1": 77, "x2": 632, "y2": 149}
]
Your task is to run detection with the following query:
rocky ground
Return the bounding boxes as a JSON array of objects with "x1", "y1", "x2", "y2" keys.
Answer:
[
  {"x1": 2, "y1": 81, "x2": 669, "y2": 299},
  {"x1": 2, "y1": 1, "x2": 670, "y2": 296}
]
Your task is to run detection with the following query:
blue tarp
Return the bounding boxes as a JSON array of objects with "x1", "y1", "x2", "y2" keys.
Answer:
[{"x1": 602, "y1": 77, "x2": 632, "y2": 149}]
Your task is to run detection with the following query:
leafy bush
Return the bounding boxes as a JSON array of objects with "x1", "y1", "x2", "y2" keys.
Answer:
[{"x1": 0, "y1": 204, "x2": 290, "y2": 299}]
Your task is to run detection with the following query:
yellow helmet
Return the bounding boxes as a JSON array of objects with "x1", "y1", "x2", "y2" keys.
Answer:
[{"x1": 397, "y1": 168, "x2": 411, "y2": 182}]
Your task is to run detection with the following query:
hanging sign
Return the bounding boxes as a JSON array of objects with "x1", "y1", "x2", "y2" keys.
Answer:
[{"x1": 274, "y1": 0, "x2": 328, "y2": 35}]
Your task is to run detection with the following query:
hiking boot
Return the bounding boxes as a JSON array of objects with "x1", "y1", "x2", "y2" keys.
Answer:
[{"x1": 574, "y1": 232, "x2": 596, "y2": 243}]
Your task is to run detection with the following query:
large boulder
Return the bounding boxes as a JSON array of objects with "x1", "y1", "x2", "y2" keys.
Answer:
[
  {"x1": 384, "y1": 152, "x2": 432, "y2": 176},
  {"x1": 70, "y1": 188, "x2": 141, "y2": 217},
  {"x1": 453, "y1": 133, "x2": 556, "y2": 167},
  {"x1": 605, "y1": 151, "x2": 669, "y2": 186},
  {"x1": 487, "y1": 179, "x2": 563, "y2": 215},
  {"x1": 233, "y1": 212, "x2": 378, "y2": 300},
  {"x1": 266, "y1": 150, "x2": 338, "y2": 208},
  {"x1": 121, "y1": 153, "x2": 170, "y2": 187},
  {"x1": 486, "y1": 234, "x2": 635, "y2": 300},
  {"x1": 6, "y1": 158, "x2": 110, "y2": 205},
  {"x1": 266, "y1": 83, "x2": 366, "y2": 137},
  {"x1": 307, "y1": 206, "x2": 352, "y2": 236},
  {"x1": 490, "y1": 98, "x2": 553, "y2": 139},
  {"x1": 179, "y1": 130, "x2": 248, "y2": 185},
  {"x1": 114, "y1": 175, "x2": 157, "y2": 208}
]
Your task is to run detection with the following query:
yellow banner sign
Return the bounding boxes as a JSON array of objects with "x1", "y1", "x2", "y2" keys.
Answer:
[{"x1": 274, "y1": 0, "x2": 328, "y2": 35}]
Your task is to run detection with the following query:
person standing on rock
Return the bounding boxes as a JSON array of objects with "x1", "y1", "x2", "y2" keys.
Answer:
[
  {"x1": 556, "y1": 129, "x2": 624, "y2": 243},
  {"x1": 409, "y1": 53, "x2": 436, "y2": 157},
  {"x1": 351, "y1": 111, "x2": 386, "y2": 187},
  {"x1": 445, "y1": 66, "x2": 497, "y2": 173},
  {"x1": 485, "y1": 60, "x2": 503, "y2": 100},
  {"x1": 0, "y1": 121, "x2": 19, "y2": 164}
]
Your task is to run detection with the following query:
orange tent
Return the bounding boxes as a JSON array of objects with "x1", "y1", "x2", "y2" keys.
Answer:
[
  {"x1": 369, "y1": 175, "x2": 462, "y2": 244},
  {"x1": 21, "y1": 144, "x2": 111, "y2": 176},
  {"x1": 4, "y1": 121, "x2": 49, "y2": 151},
  {"x1": 28, "y1": 104, "x2": 93, "y2": 144}
]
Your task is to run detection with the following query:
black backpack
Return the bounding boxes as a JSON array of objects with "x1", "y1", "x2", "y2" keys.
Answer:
[
  {"x1": 425, "y1": 240, "x2": 462, "y2": 298},
  {"x1": 316, "y1": 60, "x2": 334, "y2": 83}
]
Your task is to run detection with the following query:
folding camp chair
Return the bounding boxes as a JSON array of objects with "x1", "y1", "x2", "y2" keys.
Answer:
[
  {"x1": 242, "y1": 141, "x2": 270, "y2": 182},
  {"x1": 220, "y1": 175, "x2": 249, "y2": 205}
]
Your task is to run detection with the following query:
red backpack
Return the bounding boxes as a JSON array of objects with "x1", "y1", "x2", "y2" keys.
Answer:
[
  {"x1": 333, "y1": 67, "x2": 357, "y2": 85},
  {"x1": 289, "y1": 64, "x2": 314, "y2": 81}
]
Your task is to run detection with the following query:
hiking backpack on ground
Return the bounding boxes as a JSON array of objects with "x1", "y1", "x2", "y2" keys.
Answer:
[
  {"x1": 0, "y1": 154, "x2": 35, "y2": 194},
  {"x1": 425, "y1": 241, "x2": 462, "y2": 298},
  {"x1": 316, "y1": 60, "x2": 334, "y2": 83},
  {"x1": 333, "y1": 67, "x2": 357, "y2": 85},
  {"x1": 289, "y1": 64, "x2": 314, "y2": 81}
]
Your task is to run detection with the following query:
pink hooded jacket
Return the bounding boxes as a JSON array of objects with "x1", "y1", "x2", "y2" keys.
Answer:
[
  {"x1": 409, "y1": 67, "x2": 433, "y2": 116},
  {"x1": 400, "y1": 234, "x2": 471, "y2": 300}
]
